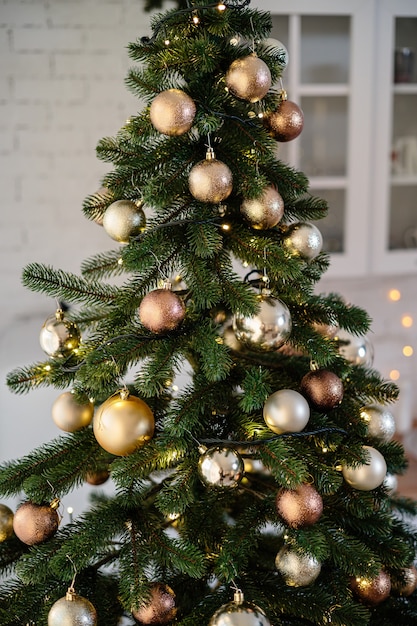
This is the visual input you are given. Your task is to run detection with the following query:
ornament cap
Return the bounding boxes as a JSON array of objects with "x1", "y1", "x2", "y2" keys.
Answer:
[
  {"x1": 119, "y1": 388, "x2": 130, "y2": 401},
  {"x1": 55, "y1": 309, "x2": 65, "y2": 321},
  {"x1": 233, "y1": 589, "x2": 244, "y2": 605},
  {"x1": 162, "y1": 280, "x2": 173, "y2": 291},
  {"x1": 66, "y1": 587, "x2": 76, "y2": 602},
  {"x1": 49, "y1": 498, "x2": 60, "y2": 511},
  {"x1": 279, "y1": 88, "x2": 288, "y2": 101},
  {"x1": 206, "y1": 147, "x2": 216, "y2": 161}
]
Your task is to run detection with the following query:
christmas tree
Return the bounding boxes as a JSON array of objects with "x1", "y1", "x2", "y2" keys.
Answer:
[{"x1": 1, "y1": 1, "x2": 417, "y2": 624}]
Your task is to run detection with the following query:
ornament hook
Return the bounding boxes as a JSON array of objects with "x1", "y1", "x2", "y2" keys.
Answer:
[{"x1": 66, "y1": 554, "x2": 78, "y2": 597}]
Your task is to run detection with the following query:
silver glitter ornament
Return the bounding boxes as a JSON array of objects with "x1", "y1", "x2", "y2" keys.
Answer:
[
  {"x1": 361, "y1": 405, "x2": 396, "y2": 442},
  {"x1": 283, "y1": 222, "x2": 323, "y2": 261},
  {"x1": 198, "y1": 446, "x2": 244, "y2": 488},
  {"x1": 40, "y1": 309, "x2": 81, "y2": 359},
  {"x1": 342, "y1": 445, "x2": 387, "y2": 491},
  {"x1": 275, "y1": 546, "x2": 321, "y2": 586},
  {"x1": 209, "y1": 590, "x2": 271, "y2": 626},
  {"x1": 263, "y1": 389, "x2": 310, "y2": 434},
  {"x1": 48, "y1": 588, "x2": 97, "y2": 626},
  {"x1": 336, "y1": 329, "x2": 374, "y2": 366},
  {"x1": 233, "y1": 291, "x2": 291, "y2": 352}
]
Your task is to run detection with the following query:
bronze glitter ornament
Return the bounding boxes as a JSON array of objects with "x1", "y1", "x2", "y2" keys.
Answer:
[
  {"x1": 240, "y1": 186, "x2": 284, "y2": 230},
  {"x1": 0, "y1": 504, "x2": 14, "y2": 542},
  {"x1": 282, "y1": 222, "x2": 323, "y2": 261},
  {"x1": 209, "y1": 590, "x2": 271, "y2": 626},
  {"x1": 336, "y1": 329, "x2": 374, "y2": 366},
  {"x1": 13, "y1": 499, "x2": 60, "y2": 546},
  {"x1": 48, "y1": 587, "x2": 97, "y2": 626},
  {"x1": 188, "y1": 147, "x2": 233, "y2": 203},
  {"x1": 93, "y1": 390, "x2": 154, "y2": 456},
  {"x1": 275, "y1": 545, "x2": 321, "y2": 586},
  {"x1": 233, "y1": 290, "x2": 292, "y2": 352},
  {"x1": 198, "y1": 446, "x2": 244, "y2": 488},
  {"x1": 300, "y1": 369, "x2": 343, "y2": 411},
  {"x1": 149, "y1": 88, "x2": 196, "y2": 136},
  {"x1": 40, "y1": 309, "x2": 81, "y2": 359},
  {"x1": 225, "y1": 54, "x2": 272, "y2": 103},
  {"x1": 139, "y1": 283, "x2": 186, "y2": 334},
  {"x1": 52, "y1": 391, "x2": 94, "y2": 433},
  {"x1": 350, "y1": 570, "x2": 391, "y2": 606},
  {"x1": 132, "y1": 583, "x2": 177, "y2": 625},
  {"x1": 392, "y1": 566, "x2": 417, "y2": 596},
  {"x1": 263, "y1": 389, "x2": 310, "y2": 434},
  {"x1": 265, "y1": 95, "x2": 304, "y2": 142},
  {"x1": 275, "y1": 484, "x2": 323, "y2": 528},
  {"x1": 360, "y1": 404, "x2": 396, "y2": 442},
  {"x1": 85, "y1": 469, "x2": 110, "y2": 486},
  {"x1": 342, "y1": 445, "x2": 387, "y2": 491},
  {"x1": 102, "y1": 199, "x2": 146, "y2": 243}
]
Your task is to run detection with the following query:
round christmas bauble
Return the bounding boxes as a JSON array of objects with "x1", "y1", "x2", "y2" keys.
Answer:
[
  {"x1": 342, "y1": 445, "x2": 387, "y2": 491},
  {"x1": 240, "y1": 186, "x2": 284, "y2": 230},
  {"x1": 198, "y1": 446, "x2": 244, "y2": 488},
  {"x1": 225, "y1": 54, "x2": 271, "y2": 103},
  {"x1": 383, "y1": 473, "x2": 398, "y2": 494},
  {"x1": 102, "y1": 199, "x2": 146, "y2": 243},
  {"x1": 233, "y1": 293, "x2": 292, "y2": 352},
  {"x1": 392, "y1": 566, "x2": 417, "y2": 596},
  {"x1": 132, "y1": 583, "x2": 177, "y2": 625},
  {"x1": 52, "y1": 391, "x2": 94, "y2": 433},
  {"x1": 188, "y1": 149, "x2": 233, "y2": 203},
  {"x1": 223, "y1": 325, "x2": 243, "y2": 351},
  {"x1": 282, "y1": 222, "x2": 323, "y2": 261},
  {"x1": 40, "y1": 310, "x2": 81, "y2": 359},
  {"x1": 360, "y1": 404, "x2": 396, "y2": 442},
  {"x1": 263, "y1": 389, "x2": 310, "y2": 434},
  {"x1": 85, "y1": 469, "x2": 110, "y2": 486},
  {"x1": 275, "y1": 484, "x2": 323, "y2": 528},
  {"x1": 0, "y1": 504, "x2": 14, "y2": 542},
  {"x1": 275, "y1": 546, "x2": 321, "y2": 586},
  {"x1": 209, "y1": 599, "x2": 271, "y2": 626},
  {"x1": 149, "y1": 88, "x2": 196, "y2": 136},
  {"x1": 139, "y1": 287, "x2": 186, "y2": 333},
  {"x1": 262, "y1": 38, "x2": 289, "y2": 69},
  {"x1": 13, "y1": 500, "x2": 60, "y2": 545},
  {"x1": 300, "y1": 369, "x2": 344, "y2": 411},
  {"x1": 312, "y1": 320, "x2": 339, "y2": 339},
  {"x1": 93, "y1": 391, "x2": 154, "y2": 456},
  {"x1": 336, "y1": 329, "x2": 374, "y2": 366},
  {"x1": 351, "y1": 571, "x2": 391, "y2": 606},
  {"x1": 266, "y1": 99, "x2": 304, "y2": 142},
  {"x1": 48, "y1": 589, "x2": 97, "y2": 626}
]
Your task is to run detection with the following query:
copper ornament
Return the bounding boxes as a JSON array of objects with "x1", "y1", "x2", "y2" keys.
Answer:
[
  {"x1": 226, "y1": 54, "x2": 272, "y2": 103},
  {"x1": 240, "y1": 186, "x2": 284, "y2": 230},
  {"x1": 13, "y1": 500, "x2": 60, "y2": 546},
  {"x1": 102, "y1": 199, "x2": 146, "y2": 243},
  {"x1": 0, "y1": 504, "x2": 14, "y2": 542},
  {"x1": 51, "y1": 391, "x2": 94, "y2": 433},
  {"x1": 139, "y1": 288, "x2": 186, "y2": 333},
  {"x1": 40, "y1": 309, "x2": 81, "y2": 359},
  {"x1": 266, "y1": 99, "x2": 304, "y2": 142},
  {"x1": 85, "y1": 469, "x2": 110, "y2": 486},
  {"x1": 392, "y1": 566, "x2": 417, "y2": 596},
  {"x1": 48, "y1": 589, "x2": 97, "y2": 626},
  {"x1": 275, "y1": 483, "x2": 323, "y2": 528},
  {"x1": 351, "y1": 570, "x2": 391, "y2": 606},
  {"x1": 300, "y1": 369, "x2": 343, "y2": 411},
  {"x1": 189, "y1": 148, "x2": 233, "y2": 203},
  {"x1": 132, "y1": 583, "x2": 177, "y2": 625},
  {"x1": 149, "y1": 88, "x2": 196, "y2": 136}
]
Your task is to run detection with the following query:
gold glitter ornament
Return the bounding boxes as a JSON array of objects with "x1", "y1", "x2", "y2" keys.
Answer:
[
  {"x1": 139, "y1": 282, "x2": 186, "y2": 334},
  {"x1": 226, "y1": 54, "x2": 272, "y2": 102},
  {"x1": 188, "y1": 147, "x2": 233, "y2": 203},
  {"x1": 93, "y1": 390, "x2": 154, "y2": 456},
  {"x1": 263, "y1": 389, "x2": 310, "y2": 434},
  {"x1": 132, "y1": 583, "x2": 177, "y2": 625},
  {"x1": 360, "y1": 404, "x2": 396, "y2": 442},
  {"x1": 149, "y1": 88, "x2": 196, "y2": 136},
  {"x1": 275, "y1": 545, "x2": 321, "y2": 586},
  {"x1": 0, "y1": 504, "x2": 14, "y2": 542},
  {"x1": 102, "y1": 199, "x2": 146, "y2": 243},
  {"x1": 240, "y1": 186, "x2": 284, "y2": 230},
  {"x1": 342, "y1": 445, "x2": 387, "y2": 491},
  {"x1": 392, "y1": 566, "x2": 417, "y2": 596},
  {"x1": 265, "y1": 94, "x2": 304, "y2": 142},
  {"x1": 48, "y1": 587, "x2": 97, "y2": 626},
  {"x1": 275, "y1": 484, "x2": 323, "y2": 528},
  {"x1": 40, "y1": 309, "x2": 81, "y2": 359},
  {"x1": 51, "y1": 391, "x2": 94, "y2": 433},
  {"x1": 300, "y1": 369, "x2": 343, "y2": 411},
  {"x1": 13, "y1": 499, "x2": 60, "y2": 546},
  {"x1": 351, "y1": 571, "x2": 391, "y2": 606},
  {"x1": 283, "y1": 222, "x2": 323, "y2": 261},
  {"x1": 209, "y1": 590, "x2": 271, "y2": 626},
  {"x1": 198, "y1": 446, "x2": 244, "y2": 488}
]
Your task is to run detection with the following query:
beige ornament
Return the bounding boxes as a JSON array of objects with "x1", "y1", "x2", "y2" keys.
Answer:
[
  {"x1": 240, "y1": 186, "x2": 284, "y2": 230},
  {"x1": 52, "y1": 391, "x2": 94, "y2": 432},
  {"x1": 226, "y1": 54, "x2": 271, "y2": 102},
  {"x1": 189, "y1": 148, "x2": 233, "y2": 203},
  {"x1": 150, "y1": 88, "x2": 196, "y2": 136},
  {"x1": 102, "y1": 199, "x2": 146, "y2": 243}
]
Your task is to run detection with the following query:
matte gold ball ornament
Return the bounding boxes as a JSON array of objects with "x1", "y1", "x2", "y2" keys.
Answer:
[
  {"x1": 102, "y1": 199, "x2": 146, "y2": 243},
  {"x1": 275, "y1": 483, "x2": 323, "y2": 528},
  {"x1": 263, "y1": 389, "x2": 310, "y2": 434},
  {"x1": 225, "y1": 54, "x2": 272, "y2": 102},
  {"x1": 198, "y1": 446, "x2": 244, "y2": 488},
  {"x1": 300, "y1": 368, "x2": 344, "y2": 411},
  {"x1": 0, "y1": 504, "x2": 14, "y2": 542},
  {"x1": 275, "y1": 546, "x2": 321, "y2": 586},
  {"x1": 93, "y1": 390, "x2": 154, "y2": 456},
  {"x1": 40, "y1": 309, "x2": 81, "y2": 359},
  {"x1": 342, "y1": 445, "x2": 387, "y2": 491},
  {"x1": 52, "y1": 391, "x2": 94, "y2": 432},
  {"x1": 350, "y1": 571, "x2": 391, "y2": 606},
  {"x1": 209, "y1": 590, "x2": 271, "y2": 626},
  {"x1": 360, "y1": 404, "x2": 396, "y2": 442},
  {"x1": 13, "y1": 499, "x2": 60, "y2": 546},
  {"x1": 149, "y1": 88, "x2": 196, "y2": 136},
  {"x1": 188, "y1": 147, "x2": 233, "y2": 203},
  {"x1": 240, "y1": 186, "x2": 284, "y2": 230},
  {"x1": 139, "y1": 282, "x2": 186, "y2": 334},
  {"x1": 48, "y1": 586, "x2": 97, "y2": 626},
  {"x1": 132, "y1": 583, "x2": 177, "y2": 624},
  {"x1": 283, "y1": 222, "x2": 323, "y2": 261},
  {"x1": 265, "y1": 92, "x2": 304, "y2": 142}
]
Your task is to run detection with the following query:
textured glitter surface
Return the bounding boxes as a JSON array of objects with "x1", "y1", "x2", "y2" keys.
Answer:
[
  {"x1": 276, "y1": 484, "x2": 323, "y2": 528},
  {"x1": 188, "y1": 159, "x2": 233, "y2": 203},
  {"x1": 226, "y1": 54, "x2": 272, "y2": 103},
  {"x1": 300, "y1": 369, "x2": 344, "y2": 411},
  {"x1": 361, "y1": 404, "x2": 396, "y2": 442},
  {"x1": 266, "y1": 100, "x2": 304, "y2": 142},
  {"x1": 150, "y1": 88, "x2": 196, "y2": 136},
  {"x1": 139, "y1": 288, "x2": 186, "y2": 333},
  {"x1": 275, "y1": 546, "x2": 321, "y2": 587},
  {"x1": 240, "y1": 186, "x2": 284, "y2": 230},
  {"x1": 48, "y1": 594, "x2": 98, "y2": 626},
  {"x1": 283, "y1": 222, "x2": 323, "y2": 260},
  {"x1": 132, "y1": 583, "x2": 177, "y2": 625},
  {"x1": 351, "y1": 571, "x2": 391, "y2": 606},
  {"x1": 13, "y1": 502, "x2": 59, "y2": 545}
]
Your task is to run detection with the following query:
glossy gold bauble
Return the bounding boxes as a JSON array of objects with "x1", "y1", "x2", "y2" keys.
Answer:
[
  {"x1": 149, "y1": 88, "x2": 196, "y2": 136},
  {"x1": 392, "y1": 566, "x2": 417, "y2": 596},
  {"x1": 351, "y1": 571, "x2": 391, "y2": 606},
  {"x1": 209, "y1": 597, "x2": 271, "y2": 626},
  {"x1": 0, "y1": 504, "x2": 14, "y2": 542},
  {"x1": 360, "y1": 404, "x2": 396, "y2": 442},
  {"x1": 300, "y1": 369, "x2": 344, "y2": 411},
  {"x1": 263, "y1": 389, "x2": 310, "y2": 434},
  {"x1": 336, "y1": 329, "x2": 374, "y2": 367},
  {"x1": 198, "y1": 446, "x2": 244, "y2": 488},
  {"x1": 139, "y1": 288, "x2": 186, "y2": 333},
  {"x1": 132, "y1": 583, "x2": 177, "y2": 625},
  {"x1": 93, "y1": 391, "x2": 154, "y2": 456},
  {"x1": 275, "y1": 546, "x2": 321, "y2": 587},
  {"x1": 276, "y1": 484, "x2": 323, "y2": 528},
  {"x1": 52, "y1": 391, "x2": 94, "y2": 433},
  {"x1": 226, "y1": 54, "x2": 272, "y2": 103},
  {"x1": 13, "y1": 500, "x2": 60, "y2": 545},
  {"x1": 342, "y1": 445, "x2": 387, "y2": 491},
  {"x1": 102, "y1": 199, "x2": 146, "y2": 243},
  {"x1": 40, "y1": 309, "x2": 81, "y2": 359},
  {"x1": 266, "y1": 99, "x2": 304, "y2": 142},
  {"x1": 283, "y1": 222, "x2": 323, "y2": 261},
  {"x1": 240, "y1": 186, "x2": 284, "y2": 230},
  {"x1": 189, "y1": 150, "x2": 233, "y2": 204},
  {"x1": 233, "y1": 293, "x2": 292, "y2": 352},
  {"x1": 48, "y1": 589, "x2": 97, "y2": 626}
]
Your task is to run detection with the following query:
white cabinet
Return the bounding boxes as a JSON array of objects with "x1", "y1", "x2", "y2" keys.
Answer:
[{"x1": 254, "y1": 0, "x2": 417, "y2": 277}]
